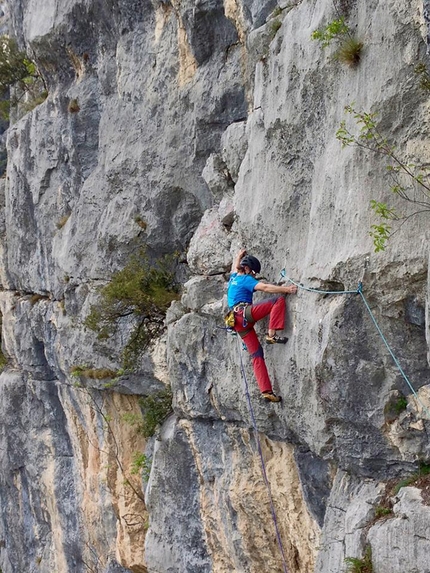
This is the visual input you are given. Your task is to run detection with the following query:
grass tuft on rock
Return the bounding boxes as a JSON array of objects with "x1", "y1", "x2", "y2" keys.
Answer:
[
  {"x1": 335, "y1": 37, "x2": 363, "y2": 67},
  {"x1": 345, "y1": 545, "x2": 373, "y2": 573}
]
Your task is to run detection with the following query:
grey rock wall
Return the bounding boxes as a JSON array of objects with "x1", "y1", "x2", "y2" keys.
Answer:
[{"x1": 0, "y1": 0, "x2": 429, "y2": 572}]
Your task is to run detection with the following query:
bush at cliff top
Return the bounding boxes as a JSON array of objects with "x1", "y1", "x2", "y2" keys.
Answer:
[{"x1": 85, "y1": 249, "x2": 180, "y2": 370}]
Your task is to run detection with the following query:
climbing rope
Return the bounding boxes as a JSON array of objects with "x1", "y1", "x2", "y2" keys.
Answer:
[
  {"x1": 279, "y1": 269, "x2": 360, "y2": 295},
  {"x1": 358, "y1": 290, "x2": 430, "y2": 420},
  {"x1": 280, "y1": 269, "x2": 430, "y2": 421},
  {"x1": 236, "y1": 335, "x2": 290, "y2": 573}
]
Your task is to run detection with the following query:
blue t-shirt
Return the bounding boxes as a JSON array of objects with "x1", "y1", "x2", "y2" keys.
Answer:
[{"x1": 227, "y1": 273, "x2": 259, "y2": 308}]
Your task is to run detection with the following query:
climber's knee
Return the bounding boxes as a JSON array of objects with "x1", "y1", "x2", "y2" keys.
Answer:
[{"x1": 250, "y1": 345, "x2": 264, "y2": 359}]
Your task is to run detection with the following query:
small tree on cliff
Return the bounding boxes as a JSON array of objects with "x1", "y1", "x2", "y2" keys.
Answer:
[
  {"x1": 0, "y1": 35, "x2": 47, "y2": 119},
  {"x1": 85, "y1": 249, "x2": 180, "y2": 371}
]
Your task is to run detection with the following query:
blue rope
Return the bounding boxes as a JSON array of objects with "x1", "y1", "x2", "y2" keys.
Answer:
[
  {"x1": 236, "y1": 336, "x2": 289, "y2": 573},
  {"x1": 280, "y1": 270, "x2": 430, "y2": 420},
  {"x1": 279, "y1": 268, "x2": 360, "y2": 295},
  {"x1": 358, "y1": 290, "x2": 430, "y2": 420}
]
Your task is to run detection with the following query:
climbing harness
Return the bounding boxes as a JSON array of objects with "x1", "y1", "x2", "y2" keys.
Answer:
[
  {"x1": 236, "y1": 335, "x2": 290, "y2": 573},
  {"x1": 223, "y1": 303, "x2": 255, "y2": 339},
  {"x1": 280, "y1": 269, "x2": 430, "y2": 421},
  {"x1": 233, "y1": 303, "x2": 254, "y2": 325}
]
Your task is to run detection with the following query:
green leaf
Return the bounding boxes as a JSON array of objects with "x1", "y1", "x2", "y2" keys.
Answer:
[
  {"x1": 370, "y1": 223, "x2": 391, "y2": 252},
  {"x1": 311, "y1": 17, "x2": 349, "y2": 48},
  {"x1": 370, "y1": 200, "x2": 397, "y2": 219}
]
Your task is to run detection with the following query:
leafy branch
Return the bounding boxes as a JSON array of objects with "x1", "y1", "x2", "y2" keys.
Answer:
[
  {"x1": 311, "y1": 17, "x2": 363, "y2": 66},
  {"x1": 0, "y1": 35, "x2": 47, "y2": 119},
  {"x1": 336, "y1": 104, "x2": 430, "y2": 251},
  {"x1": 311, "y1": 17, "x2": 349, "y2": 48}
]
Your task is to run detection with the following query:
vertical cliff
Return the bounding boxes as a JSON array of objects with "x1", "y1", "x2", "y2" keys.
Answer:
[{"x1": 0, "y1": 1, "x2": 430, "y2": 572}]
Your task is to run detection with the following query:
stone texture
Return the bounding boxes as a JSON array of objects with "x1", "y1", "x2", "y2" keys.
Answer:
[
  {"x1": 294, "y1": 448, "x2": 332, "y2": 528},
  {"x1": 187, "y1": 207, "x2": 232, "y2": 275},
  {"x1": 145, "y1": 418, "x2": 320, "y2": 573},
  {"x1": 368, "y1": 486, "x2": 430, "y2": 573},
  {"x1": 201, "y1": 153, "x2": 234, "y2": 202},
  {"x1": 144, "y1": 417, "x2": 212, "y2": 573},
  {"x1": 181, "y1": 275, "x2": 226, "y2": 311},
  {"x1": 0, "y1": 373, "x2": 147, "y2": 573},
  {"x1": 220, "y1": 120, "x2": 248, "y2": 183},
  {"x1": 320, "y1": 474, "x2": 430, "y2": 573},
  {"x1": 315, "y1": 470, "x2": 385, "y2": 573}
]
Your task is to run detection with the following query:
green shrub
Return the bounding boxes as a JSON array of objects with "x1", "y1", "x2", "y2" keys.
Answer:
[
  {"x1": 336, "y1": 105, "x2": 430, "y2": 251},
  {"x1": 70, "y1": 366, "x2": 119, "y2": 380},
  {"x1": 392, "y1": 462, "x2": 430, "y2": 495},
  {"x1": 20, "y1": 90, "x2": 48, "y2": 114},
  {"x1": 68, "y1": 98, "x2": 80, "y2": 113},
  {"x1": 393, "y1": 396, "x2": 408, "y2": 413},
  {"x1": 0, "y1": 147, "x2": 7, "y2": 177},
  {"x1": 131, "y1": 452, "x2": 152, "y2": 480},
  {"x1": 134, "y1": 215, "x2": 147, "y2": 230},
  {"x1": 139, "y1": 387, "x2": 173, "y2": 438},
  {"x1": 384, "y1": 394, "x2": 408, "y2": 423},
  {"x1": 85, "y1": 249, "x2": 180, "y2": 370},
  {"x1": 311, "y1": 17, "x2": 349, "y2": 47},
  {"x1": 419, "y1": 462, "x2": 430, "y2": 475},
  {"x1": 56, "y1": 214, "x2": 70, "y2": 229},
  {"x1": 0, "y1": 347, "x2": 7, "y2": 372},
  {"x1": 311, "y1": 17, "x2": 362, "y2": 67},
  {"x1": 0, "y1": 35, "x2": 47, "y2": 120},
  {"x1": 122, "y1": 412, "x2": 143, "y2": 426},
  {"x1": 393, "y1": 477, "x2": 414, "y2": 495},
  {"x1": 345, "y1": 545, "x2": 373, "y2": 573},
  {"x1": 269, "y1": 19, "x2": 282, "y2": 37},
  {"x1": 0, "y1": 36, "x2": 36, "y2": 92},
  {"x1": 374, "y1": 505, "x2": 393, "y2": 518},
  {"x1": 415, "y1": 63, "x2": 430, "y2": 91}
]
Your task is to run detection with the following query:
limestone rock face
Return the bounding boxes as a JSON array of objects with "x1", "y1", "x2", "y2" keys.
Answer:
[
  {"x1": 0, "y1": 0, "x2": 430, "y2": 572},
  {"x1": 146, "y1": 418, "x2": 320, "y2": 573},
  {"x1": 0, "y1": 371, "x2": 147, "y2": 573},
  {"x1": 368, "y1": 486, "x2": 430, "y2": 573},
  {"x1": 317, "y1": 472, "x2": 430, "y2": 573}
]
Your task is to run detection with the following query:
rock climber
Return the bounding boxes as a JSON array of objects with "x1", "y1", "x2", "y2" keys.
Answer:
[{"x1": 227, "y1": 248, "x2": 297, "y2": 403}]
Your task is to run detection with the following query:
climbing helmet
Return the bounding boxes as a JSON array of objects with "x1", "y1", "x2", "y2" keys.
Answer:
[{"x1": 240, "y1": 255, "x2": 261, "y2": 274}]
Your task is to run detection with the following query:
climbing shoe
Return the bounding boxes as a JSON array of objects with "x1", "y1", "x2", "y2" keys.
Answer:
[
  {"x1": 262, "y1": 391, "x2": 282, "y2": 403},
  {"x1": 265, "y1": 334, "x2": 288, "y2": 344}
]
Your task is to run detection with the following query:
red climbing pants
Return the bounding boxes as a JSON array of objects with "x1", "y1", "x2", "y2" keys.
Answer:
[{"x1": 234, "y1": 296, "x2": 286, "y2": 394}]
